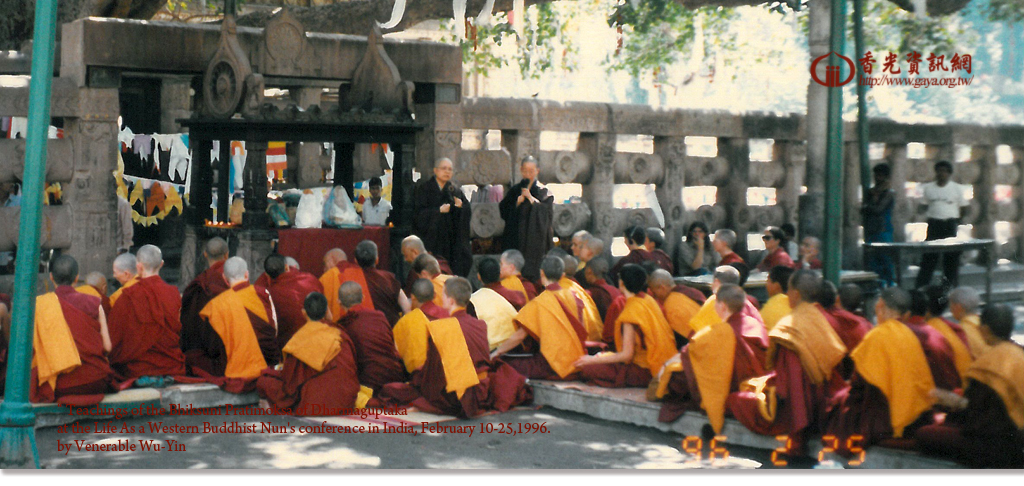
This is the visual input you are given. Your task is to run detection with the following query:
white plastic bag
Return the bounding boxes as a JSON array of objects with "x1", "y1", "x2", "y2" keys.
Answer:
[{"x1": 294, "y1": 191, "x2": 324, "y2": 228}]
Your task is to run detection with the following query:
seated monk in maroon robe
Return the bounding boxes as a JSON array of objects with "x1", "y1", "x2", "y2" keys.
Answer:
[
  {"x1": 916, "y1": 304, "x2": 1024, "y2": 468},
  {"x1": 77, "y1": 271, "x2": 111, "y2": 317},
  {"x1": 334, "y1": 281, "x2": 407, "y2": 391},
  {"x1": 583, "y1": 258, "x2": 623, "y2": 323},
  {"x1": 609, "y1": 227, "x2": 658, "y2": 286},
  {"x1": 323, "y1": 241, "x2": 409, "y2": 327},
  {"x1": 827, "y1": 288, "x2": 942, "y2": 453},
  {"x1": 499, "y1": 249, "x2": 538, "y2": 301},
  {"x1": 813, "y1": 280, "x2": 871, "y2": 379},
  {"x1": 727, "y1": 270, "x2": 847, "y2": 456},
  {"x1": 646, "y1": 269, "x2": 705, "y2": 348},
  {"x1": 181, "y1": 237, "x2": 230, "y2": 357},
  {"x1": 107, "y1": 245, "x2": 186, "y2": 378},
  {"x1": 493, "y1": 255, "x2": 588, "y2": 381},
  {"x1": 655, "y1": 284, "x2": 768, "y2": 431},
  {"x1": 400, "y1": 235, "x2": 452, "y2": 298},
  {"x1": 575, "y1": 265, "x2": 677, "y2": 388},
  {"x1": 644, "y1": 228, "x2": 675, "y2": 275},
  {"x1": 188, "y1": 257, "x2": 280, "y2": 391},
  {"x1": 258, "y1": 254, "x2": 325, "y2": 350},
  {"x1": 903, "y1": 289, "x2": 964, "y2": 391},
  {"x1": 258, "y1": 292, "x2": 363, "y2": 415},
  {"x1": 393, "y1": 279, "x2": 450, "y2": 373},
  {"x1": 476, "y1": 257, "x2": 526, "y2": 310},
  {"x1": 109, "y1": 252, "x2": 139, "y2": 309},
  {"x1": 922, "y1": 284, "x2": 974, "y2": 383},
  {"x1": 372, "y1": 277, "x2": 532, "y2": 418},
  {"x1": 30, "y1": 255, "x2": 117, "y2": 406}
]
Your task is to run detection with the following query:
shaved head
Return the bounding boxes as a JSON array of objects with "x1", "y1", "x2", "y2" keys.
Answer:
[
  {"x1": 586, "y1": 257, "x2": 610, "y2": 280},
  {"x1": 443, "y1": 277, "x2": 473, "y2": 308},
  {"x1": 136, "y1": 244, "x2": 163, "y2": 273},
  {"x1": 402, "y1": 235, "x2": 427, "y2": 263},
  {"x1": 84, "y1": 271, "x2": 107, "y2": 292},
  {"x1": 50, "y1": 255, "x2": 79, "y2": 286},
  {"x1": 339, "y1": 281, "x2": 364, "y2": 309},
  {"x1": 113, "y1": 253, "x2": 137, "y2": 275},
  {"x1": 204, "y1": 237, "x2": 229, "y2": 262},
  {"x1": 223, "y1": 257, "x2": 248, "y2": 284},
  {"x1": 284, "y1": 257, "x2": 300, "y2": 270},
  {"x1": 323, "y1": 248, "x2": 347, "y2": 273},
  {"x1": 413, "y1": 253, "x2": 441, "y2": 277},
  {"x1": 264, "y1": 254, "x2": 287, "y2": 279},
  {"x1": 411, "y1": 278, "x2": 435, "y2": 306},
  {"x1": 648, "y1": 269, "x2": 674, "y2": 289}
]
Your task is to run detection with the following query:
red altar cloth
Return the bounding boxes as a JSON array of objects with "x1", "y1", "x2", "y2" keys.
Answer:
[{"x1": 277, "y1": 227, "x2": 391, "y2": 277}]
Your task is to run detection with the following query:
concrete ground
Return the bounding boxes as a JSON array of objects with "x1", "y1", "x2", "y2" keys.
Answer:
[{"x1": 35, "y1": 408, "x2": 794, "y2": 470}]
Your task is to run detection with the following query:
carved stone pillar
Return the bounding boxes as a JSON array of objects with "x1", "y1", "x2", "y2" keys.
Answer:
[
  {"x1": 802, "y1": 0, "x2": 831, "y2": 241},
  {"x1": 843, "y1": 141, "x2": 863, "y2": 268},
  {"x1": 236, "y1": 229, "x2": 276, "y2": 280},
  {"x1": 179, "y1": 225, "x2": 200, "y2": 291},
  {"x1": 242, "y1": 140, "x2": 270, "y2": 229},
  {"x1": 292, "y1": 87, "x2": 326, "y2": 187},
  {"x1": 717, "y1": 137, "x2": 751, "y2": 256},
  {"x1": 501, "y1": 129, "x2": 541, "y2": 185},
  {"x1": 577, "y1": 133, "x2": 616, "y2": 251},
  {"x1": 886, "y1": 144, "x2": 909, "y2": 242},
  {"x1": 971, "y1": 145, "x2": 997, "y2": 264},
  {"x1": 655, "y1": 136, "x2": 686, "y2": 261},
  {"x1": 160, "y1": 77, "x2": 193, "y2": 133},
  {"x1": 65, "y1": 88, "x2": 120, "y2": 275},
  {"x1": 775, "y1": 141, "x2": 805, "y2": 229},
  {"x1": 414, "y1": 102, "x2": 461, "y2": 176}
]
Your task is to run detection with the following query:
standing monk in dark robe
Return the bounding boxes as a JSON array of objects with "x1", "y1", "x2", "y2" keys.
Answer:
[
  {"x1": 258, "y1": 292, "x2": 363, "y2": 415},
  {"x1": 334, "y1": 281, "x2": 407, "y2": 391},
  {"x1": 826, "y1": 288, "x2": 940, "y2": 452},
  {"x1": 372, "y1": 277, "x2": 532, "y2": 417},
  {"x1": 107, "y1": 245, "x2": 186, "y2": 378},
  {"x1": 916, "y1": 304, "x2": 1024, "y2": 468},
  {"x1": 180, "y1": 237, "x2": 230, "y2": 356},
  {"x1": 30, "y1": 255, "x2": 117, "y2": 406},
  {"x1": 189, "y1": 257, "x2": 280, "y2": 391},
  {"x1": 259, "y1": 253, "x2": 325, "y2": 350},
  {"x1": 499, "y1": 156, "x2": 554, "y2": 282},
  {"x1": 656, "y1": 284, "x2": 768, "y2": 430},
  {"x1": 412, "y1": 158, "x2": 473, "y2": 277}
]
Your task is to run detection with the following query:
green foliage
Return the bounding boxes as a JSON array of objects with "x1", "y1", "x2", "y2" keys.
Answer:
[{"x1": 986, "y1": 0, "x2": 1024, "y2": 22}]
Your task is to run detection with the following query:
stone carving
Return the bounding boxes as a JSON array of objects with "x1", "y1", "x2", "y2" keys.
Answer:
[
  {"x1": 751, "y1": 205, "x2": 785, "y2": 231},
  {"x1": 0, "y1": 206, "x2": 72, "y2": 251},
  {"x1": 552, "y1": 202, "x2": 591, "y2": 238},
  {"x1": 749, "y1": 161, "x2": 786, "y2": 188},
  {"x1": 470, "y1": 202, "x2": 505, "y2": 238},
  {"x1": 996, "y1": 201, "x2": 1020, "y2": 222},
  {"x1": 202, "y1": 16, "x2": 255, "y2": 119},
  {"x1": 457, "y1": 149, "x2": 511, "y2": 186},
  {"x1": 262, "y1": 9, "x2": 308, "y2": 74},
  {"x1": 695, "y1": 204, "x2": 727, "y2": 229},
  {"x1": 0, "y1": 139, "x2": 74, "y2": 183},
  {"x1": 339, "y1": 25, "x2": 414, "y2": 118},
  {"x1": 614, "y1": 153, "x2": 664, "y2": 184},
  {"x1": 686, "y1": 157, "x2": 729, "y2": 186},
  {"x1": 624, "y1": 209, "x2": 654, "y2": 230},
  {"x1": 538, "y1": 151, "x2": 591, "y2": 184},
  {"x1": 955, "y1": 161, "x2": 981, "y2": 185},
  {"x1": 996, "y1": 164, "x2": 1021, "y2": 186},
  {"x1": 240, "y1": 74, "x2": 265, "y2": 119}
]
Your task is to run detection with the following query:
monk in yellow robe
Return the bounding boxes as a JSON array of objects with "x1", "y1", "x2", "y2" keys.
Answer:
[
  {"x1": 318, "y1": 248, "x2": 350, "y2": 321},
  {"x1": 190, "y1": 257, "x2": 279, "y2": 392},
  {"x1": 557, "y1": 265, "x2": 603, "y2": 342},
  {"x1": 393, "y1": 279, "x2": 449, "y2": 373},
  {"x1": 77, "y1": 271, "x2": 111, "y2": 316},
  {"x1": 688, "y1": 266, "x2": 763, "y2": 338},
  {"x1": 470, "y1": 257, "x2": 519, "y2": 350},
  {"x1": 109, "y1": 252, "x2": 139, "y2": 308},
  {"x1": 761, "y1": 266, "x2": 794, "y2": 331},
  {"x1": 655, "y1": 284, "x2": 768, "y2": 431},
  {"x1": 922, "y1": 285, "x2": 974, "y2": 384},
  {"x1": 917, "y1": 303, "x2": 1024, "y2": 468},
  {"x1": 646, "y1": 269, "x2": 702, "y2": 345},
  {"x1": 827, "y1": 287, "x2": 938, "y2": 452},
  {"x1": 499, "y1": 249, "x2": 538, "y2": 301},
  {"x1": 492, "y1": 256, "x2": 588, "y2": 380},
  {"x1": 949, "y1": 286, "x2": 990, "y2": 357},
  {"x1": 257, "y1": 292, "x2": 361, "y2": 415},
  {"x1": 575, "y1": 264, "x2": 676, "y2": 388}
]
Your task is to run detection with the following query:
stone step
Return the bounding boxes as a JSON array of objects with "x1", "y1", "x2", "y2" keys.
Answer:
[{"x1": 530, "y1": 381, "x2": 961, "y2": 469}]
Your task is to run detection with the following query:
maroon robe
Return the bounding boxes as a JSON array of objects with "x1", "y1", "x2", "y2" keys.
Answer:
[
  {"x1": 517, "y1": 276, "x2": 538, "y2": 300},
  {"x1": 419, "y1": 301, "x2": 450, "y2": 320},
  {"x1": 916, "y1": 380, "x2": 1024, "y2": 468},
  {"x1": 185, "y1": 282, "x2": 281, "y2": 378},
  {"x1": 719, "y1": 252, "x2": 745, "y2": 267},
  {"x1": 504, "y1": 283, "x2": 588, "y2": 381},
  {"x1": 264, "y1": 269, "x2": 325, "y2": 350},
  {"x1": 904, "y1": 316, "x2": 962, "y2": 390},
  {"x1": 372, "y1": 310, "x2": 532, "y2": 417},
  {"x1": 257, "y1": 322, "x2": 361, "y2": 415},
  {"x1": 588, "y1": 278, "x2": 623, "y2": 323},
  {"x1": 485, "y1": 282, "x2": 526, "y2": 310},
  {"x1": 403, "y1": 255, "x2": 452, "y2": 296},
  {"x1": 610, "y1": 249, "x2": 654, "y2": 284},
  {"x1": 673, "y1": 284, "x2": 707, "y2": 305},
  {"x1": 31, "y1": 286, "x2": 117, "y2": 405},
  {"x1": 660, "y1": 311, "x2": 769, "y2": 422},
  {"x1": 824, "y1": 307, "x2": 872, "y2": 352},
  {"x1": 336, "y1": 307, "x2": 406, "y2": 390},
  {"x1": 107, "y1": 275, "x2": 187, "y2": 378},
  {"x1": 180, "y1": 260, "x2": 229, "y2": 354},
  {"x1": 362, "y1": 266, "x2": 404, "y2": 327},
  {"x1": 757, "y1": 247, "x2": 796, "y2": 272},
  {"x1": 651, "y1": 249, "x2": 674, "y2": 274}
]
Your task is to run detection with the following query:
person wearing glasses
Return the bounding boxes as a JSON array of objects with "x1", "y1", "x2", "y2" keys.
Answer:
[
  {"x1": 757, "y1": 226, "x2": 796, "y2": 272},
  {"x1": 412, "y1": 158, "x2": 473, "y2": 277}
]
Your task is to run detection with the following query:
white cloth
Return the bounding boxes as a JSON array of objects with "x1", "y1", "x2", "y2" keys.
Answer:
[
  {"x1": 323, "y1": 187, "x2": 361, "y2": 226},
  {"x1": 361, "y1": 198, "x2": 392, "y2": 226},
  {"x1": 169, "y1": 135, "x2": 191, "y2": 182},
  {"x1": 117, "y1": 196, "x2": 134, "y2": 252},
  {"x1": 378, "y1": 0, "x2": 407, "y2": 28},
  {"x1": 295, "y1": 192, "x2": 324, "y2": 228},
  {"x1": 922, "y1": 181, "x2": 968, "y2": 220}
]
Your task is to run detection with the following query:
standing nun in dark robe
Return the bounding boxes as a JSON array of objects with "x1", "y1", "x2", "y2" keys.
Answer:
[
  {"x1": 499, "y1": 156, "x2": 554, "y2": 282},
  {"x1": 412, "y1": 158, "x2": 474, "y2": 277}
]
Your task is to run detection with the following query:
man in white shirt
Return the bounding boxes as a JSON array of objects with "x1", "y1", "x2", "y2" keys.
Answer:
[
  {"x1": 361, "y1": 176, "x2": 391, "y2": 226},
  {"x1": 915, "y1": 160, "x2": 969, "y2": 288}
]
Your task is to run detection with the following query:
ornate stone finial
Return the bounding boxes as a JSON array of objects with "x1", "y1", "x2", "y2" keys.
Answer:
[
  {"x1": 263, "y1": 9, "x2": 308, "y2": 75},
  {"x1": 340, "y1": 25, "x2": 414, "y2": 117},
  {"x1": 202, "y1": 15, "x2": 256, "y2": 119}
]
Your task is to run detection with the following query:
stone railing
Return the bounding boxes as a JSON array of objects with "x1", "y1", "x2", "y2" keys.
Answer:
[{"x1": 439, "y1": 98, "x2": 1024, "y2": 268}]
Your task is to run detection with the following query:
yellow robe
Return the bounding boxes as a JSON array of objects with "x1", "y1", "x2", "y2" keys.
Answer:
[
  {"x1": 760, "y1": 294, "x2": 791, "y2": 332},
  {"x1": 426, "y1": 317, "x2": 480, "y2": 399},
  {"x1": 470, "y1": 287, "x2": 518, "y2": 351},
  {"x1": 768, "y1": 302, "x2": 846, "y2": 385},
  {"x1": 431, "y1": 274, "x2": 453, "y2": 307},
  {"x1": 964, "y1": 341, "x2": 1024, "y2": 429},
  {"x1": 658, "y1": 319, "x2": 736, "y2": 434},
  {"x1": 514, "y1": 290, "x2": 586, "y2": 378},
  {"x1": 109, "y1": 275, "x2": 140, "y2": 307},
  {"x1": 959, "y1": 314, "x2": 991, "y2": 358},
  {"x1": 851, "y1": 319, "x2": 936, "y2": 437},
  {"x1": 662, "y1": 291, "x2": 701, "y2": 338},
  {"x1": 500, "y1": 275, "x2": 530, "y2": 302},
  {"x1": 199, "y1": 287, "x2": 269, "y2": 379},
  {"x1": 613, "y1": 294, "x2": 676, "y2": 376},
  {"x1": 32, "y1": 293, "x2": 82, "y2": 390},
  {"x1": 926, "y1": 317, "x2": 974, "y2": 385},
  {"x1": 559, "y1": 277, "x2": 603, "y2": 341},
  {"x1": 393, "y1": 308, "x2": 430, "y2": 373},
  {"x1": 282, "y1": 321, "x2": 342, "y2": 372},
  {"x1": 688, "y1": 295, "x2": 721, "y2": 336}
]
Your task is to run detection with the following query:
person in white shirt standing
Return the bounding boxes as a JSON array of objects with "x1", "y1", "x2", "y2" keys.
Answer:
[
  {"x1": 361, "y1": 176, "x2": 392, "y2": 226},
  {"x1": 915, "y1": 160, "x2": 969, "y2": 288}
]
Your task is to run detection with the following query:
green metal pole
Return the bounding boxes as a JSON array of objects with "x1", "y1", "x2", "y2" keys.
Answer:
[
  {"x1": 854, "y1": 0, "x2": 871, "y2": 198},
  {"x1": 0, "y1": 0, "x2": 60, "y2": 469},
  {"x1": 822, "y1": 0, "x2": 847, "y2": 286}
]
